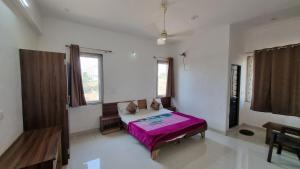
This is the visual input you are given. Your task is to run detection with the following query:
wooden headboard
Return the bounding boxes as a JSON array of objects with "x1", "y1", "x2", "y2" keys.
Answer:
[
  {"x1": 102, "y1": 97, "x2": 172, "y2": 117},
  {"x1": 102, "y1": 100, "x2": 133, "y2": 117},
  {"x1": 161, "y1": 97, "x2": 171, "y2": 108}
]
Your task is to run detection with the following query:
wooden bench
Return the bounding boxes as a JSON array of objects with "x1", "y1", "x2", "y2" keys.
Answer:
[
  {"x1": 0, "y1": 127, "x2": 62, "y2": 169},
  {"x1": 267, "y1": 126, "x2": 300, "y2": 162},
  {"x1": 263, "y1": 122, "x2": 300, "y2": 144}
]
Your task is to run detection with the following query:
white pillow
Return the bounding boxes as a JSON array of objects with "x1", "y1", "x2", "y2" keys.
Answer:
[
  {"x1": 118, "y1": 101, "x2": 138, "y2": 115},
  {"x1": 147, "y1": 98, "x2": 163, "y2": 110},
  {"x1": 117, "y1": 102, "x2": 130, "y2": 115}
]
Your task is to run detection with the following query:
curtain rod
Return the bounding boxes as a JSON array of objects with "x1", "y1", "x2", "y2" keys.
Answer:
[
  {"x1": 247, "y1": 43, "x2": 300, "y2": 54},
  {"x1": 65, "y1": 45, "x2": 112, "y2": 53}
]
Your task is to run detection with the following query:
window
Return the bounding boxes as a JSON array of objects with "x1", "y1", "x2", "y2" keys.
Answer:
[
  {"x1": 246, "y1": 55, "x2": 254, "y2": 102},
  {"x1": 157, "y1": 60, "x2": 169, "y2": 97},
  {"x1": 80, "y1": 53, "x2": 103, "y2": 103}
]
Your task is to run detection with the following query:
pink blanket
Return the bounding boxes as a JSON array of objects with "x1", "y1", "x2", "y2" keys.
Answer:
[{"x1": 128, "y1": 112, "x2": 207, "y2": 151}]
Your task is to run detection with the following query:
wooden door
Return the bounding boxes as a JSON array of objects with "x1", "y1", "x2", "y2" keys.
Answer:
[
  {"x1": 229, "y1": 65, "x2": 241, "y2": 128},
  {"x1": 20, "y1": 49, "x2": 69, "y2": 165}
]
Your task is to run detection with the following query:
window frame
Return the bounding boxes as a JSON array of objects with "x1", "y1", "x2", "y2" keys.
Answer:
[
  {"x1": 156, "y1": 59, "x2": 169, "y2": 98},
  {"x1": 80, "y1": 52, "x2": 104, "y2": 105}
]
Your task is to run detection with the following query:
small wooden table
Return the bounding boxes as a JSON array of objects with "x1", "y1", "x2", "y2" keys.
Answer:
[
  {"x1": 100, "y1": 115, "x2": 121, "y2": 134},
  {"x1": 263, "y1": 122, "x2": 300, "y2": 144},
  {"x1": 0, "y1": 127, "x2": 62, "y2": 169}
]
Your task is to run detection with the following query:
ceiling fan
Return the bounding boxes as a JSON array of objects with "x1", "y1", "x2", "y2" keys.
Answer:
[
  {"x1": 155, "y1": 0, "x2": 194, "y2": 45},
  {"x1": 157, "y1": 0, "x2": 168, "y2": 45}
]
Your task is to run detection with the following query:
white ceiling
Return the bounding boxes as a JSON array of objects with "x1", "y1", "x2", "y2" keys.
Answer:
[{"x1": 36, "y1": 0, "x2": 300, "y2": 40}]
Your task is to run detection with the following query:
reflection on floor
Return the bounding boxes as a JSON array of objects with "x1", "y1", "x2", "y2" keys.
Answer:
[
  {"x1": 227, "y1": 123, "x2": 266, "y2": 146},
  {"x1": 227, "y1": 123, "x2": 300, "y2": 169},
  {"x1": 66, "y1": 128, "x2": 300, "y2": 169}
]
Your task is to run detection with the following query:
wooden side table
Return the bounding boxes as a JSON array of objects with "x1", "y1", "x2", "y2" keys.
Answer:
[{"x1": 100, "y1": 115, "x2": 121, "y2": 134}]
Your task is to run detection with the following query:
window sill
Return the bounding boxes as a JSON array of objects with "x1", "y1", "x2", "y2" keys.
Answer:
[{"x1": 156, "y1": 95, "x2": 167, "y2": 99}]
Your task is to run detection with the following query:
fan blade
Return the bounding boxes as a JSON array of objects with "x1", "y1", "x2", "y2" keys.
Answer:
[
  {"x1": 143, "y1": 22, "x2": 162, "y2": 38},
  {"x1": 168, "y1": 30, "x2": 194, "y2": 38}
]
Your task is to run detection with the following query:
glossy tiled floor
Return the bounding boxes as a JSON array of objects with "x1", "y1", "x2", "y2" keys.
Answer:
[
  {"x1": 227, "y1": 124, "x2": 266, "y2": 146},
  {"x1": 65, "y1": 129, "x2": 299, "y2": 169}
]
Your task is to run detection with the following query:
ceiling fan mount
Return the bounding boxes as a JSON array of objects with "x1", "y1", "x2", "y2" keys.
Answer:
[{"x1": 157, "y1": 0, "x2": 168, "y2": 45}]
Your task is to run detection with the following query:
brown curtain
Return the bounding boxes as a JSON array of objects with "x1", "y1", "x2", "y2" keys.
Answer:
[
  {"x1": 271, "y1": 46, "x2": 300, "y2": 116},
  {"x1": 251, "y1": 50, "x2": 272, "y2": 112},
  {"x1": 70, "y1": 44, "x2": 87, "y2": 107},
  {"x1": 251, "y1": 45, "x2": 300, "y2": 117},
  {"x1": 166, "y1": 57, "x2": 175, "y2": 97}
]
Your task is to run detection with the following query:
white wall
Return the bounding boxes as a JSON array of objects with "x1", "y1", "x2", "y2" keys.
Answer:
[
  {"x1": 4, "y1": 0, "x2": 42, "y2": 33},
  {"x1": 173, "y1": 25, "x2": 231, "y2": 133},
  {"x1": 230, "y1": 17, "x2": 300, "y2": 128},
  {"x1": 0, "y1": 0, "x2": 38, "y2": 155},
  {"x1": 37, "y1": 17, "x2": 170, "y2": 133},
  {"x1": 18, "y1": 0, "x2": 42, "y2": 33}
]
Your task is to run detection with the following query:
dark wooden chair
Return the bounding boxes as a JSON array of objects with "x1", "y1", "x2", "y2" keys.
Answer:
[{"x1": 267, "y1": 126, "x2": 300, "y2": 162}]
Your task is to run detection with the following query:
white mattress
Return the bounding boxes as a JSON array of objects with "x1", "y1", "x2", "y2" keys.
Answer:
[{"x1": 120, "y1": 108, "x2": 173, "y2": 124}]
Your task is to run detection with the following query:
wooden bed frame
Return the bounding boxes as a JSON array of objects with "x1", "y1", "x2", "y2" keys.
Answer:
[
  {"x1": 122, "y1": 121, "x2": 207, "y2": 160},
  {"x1": 102, "y1": 99, "x2": 207, "y2": 160}
]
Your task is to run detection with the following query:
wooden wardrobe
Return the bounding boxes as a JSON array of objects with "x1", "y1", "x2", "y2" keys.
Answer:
[{"x1": 19, "y1": 49, "x2": 69, "y2": 165}]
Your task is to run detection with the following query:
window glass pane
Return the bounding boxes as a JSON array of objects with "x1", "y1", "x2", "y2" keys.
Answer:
[
  {"x1": 80, "y1": 56, "x2": 100, "y2": 102},
  {"x1": 157, "y1": 62, "x2": 169, "y2": 96}
]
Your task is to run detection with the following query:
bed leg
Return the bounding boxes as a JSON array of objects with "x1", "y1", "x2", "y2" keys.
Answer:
[
  {"x1": 151, "y1": 149, "x2": 160, "y2": 160},
  {"x1": 201, "y1": 132, "x2": 205, "y2": 139}
]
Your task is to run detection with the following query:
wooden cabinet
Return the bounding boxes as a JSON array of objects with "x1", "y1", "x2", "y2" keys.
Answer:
[
  {"x1": 0, "y1": 128, "x2": 62, "y2": 169},
  {"x1": 19, "y1": 49, "x2": 69, "y2": 165}
]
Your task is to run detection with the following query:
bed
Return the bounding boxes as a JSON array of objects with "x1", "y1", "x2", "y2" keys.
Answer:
[{"x1": 119, "y1": 106, "x2": 207, "y2": 160}]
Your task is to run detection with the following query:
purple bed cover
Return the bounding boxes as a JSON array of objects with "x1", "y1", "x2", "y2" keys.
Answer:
[{"x1": 127, "y1": 112, "x2": 207, "y2": 151}]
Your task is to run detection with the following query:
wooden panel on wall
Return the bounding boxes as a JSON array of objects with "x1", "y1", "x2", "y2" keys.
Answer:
[
  {"x1": 102, "y1": 103, "x2": 118, "y2": 117},
  {"x1": 161, "y1": 97, "x2": 171, "y2": 108},
  {"x1": 19, "y1": 49, "x2": 69, "y2": 165}
]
